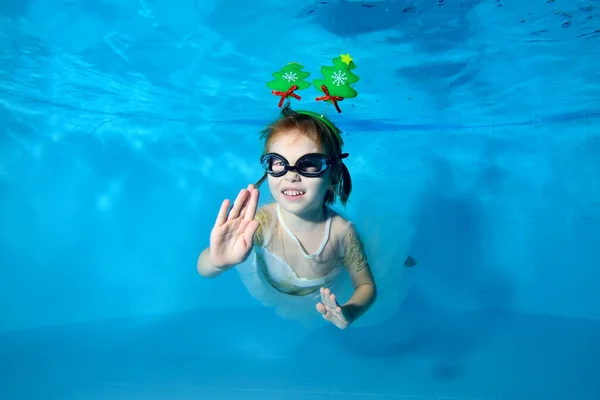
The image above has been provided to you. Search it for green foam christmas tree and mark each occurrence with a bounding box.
[267,62,311,107]
[313,54,359,112]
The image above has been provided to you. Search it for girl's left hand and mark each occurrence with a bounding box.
[316,287,352,330]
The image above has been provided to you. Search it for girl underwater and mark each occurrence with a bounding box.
[197,104,376,329]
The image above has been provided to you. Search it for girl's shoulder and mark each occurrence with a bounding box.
[328,208,358,242]
[253,203,277,246]
[328,209,369,271]
[256,202,277,221]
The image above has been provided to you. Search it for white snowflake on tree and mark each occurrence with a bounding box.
[331,70,348,86]
[282,72,298,82]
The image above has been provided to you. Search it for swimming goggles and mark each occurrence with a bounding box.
[260,152,349,178]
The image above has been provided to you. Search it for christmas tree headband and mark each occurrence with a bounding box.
[266,54,359,127]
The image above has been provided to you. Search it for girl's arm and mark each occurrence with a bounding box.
[342,267,377,322]
[340,225,377,322]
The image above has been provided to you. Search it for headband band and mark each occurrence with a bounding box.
[295,110,340,136]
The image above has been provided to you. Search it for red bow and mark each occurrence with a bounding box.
[272,84,301,108]
[316,85,344,113]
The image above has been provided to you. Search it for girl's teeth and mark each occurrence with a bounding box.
[283,190,305,196]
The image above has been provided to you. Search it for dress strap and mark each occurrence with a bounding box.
[276,203,331,259]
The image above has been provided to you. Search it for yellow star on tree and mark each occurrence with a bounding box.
[340,53,353,65]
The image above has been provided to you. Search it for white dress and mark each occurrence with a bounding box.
[236,201,416,328]
[236,203,357,327]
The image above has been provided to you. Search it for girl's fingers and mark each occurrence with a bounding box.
[215,199,230,227]
[228,189,248,220]
[244,220,260,247]
[316,302,328,317]
[244,189,260,221]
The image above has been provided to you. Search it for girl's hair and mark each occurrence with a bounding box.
[255,103,352,206]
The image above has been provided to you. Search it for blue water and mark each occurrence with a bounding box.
[1,0,600,399]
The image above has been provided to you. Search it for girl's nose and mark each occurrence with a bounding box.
[284,171,300,182]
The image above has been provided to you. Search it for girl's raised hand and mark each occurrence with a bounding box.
[208,184,260,270]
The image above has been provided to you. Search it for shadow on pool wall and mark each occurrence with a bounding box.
[323,153,516,379]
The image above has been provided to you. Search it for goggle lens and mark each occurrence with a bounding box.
[261,153,330,178]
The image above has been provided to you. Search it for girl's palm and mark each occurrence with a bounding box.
[209,185,260,269]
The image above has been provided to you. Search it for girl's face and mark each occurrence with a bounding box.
[266,129,332,217]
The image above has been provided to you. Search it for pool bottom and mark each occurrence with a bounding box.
[1,307,598,400]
